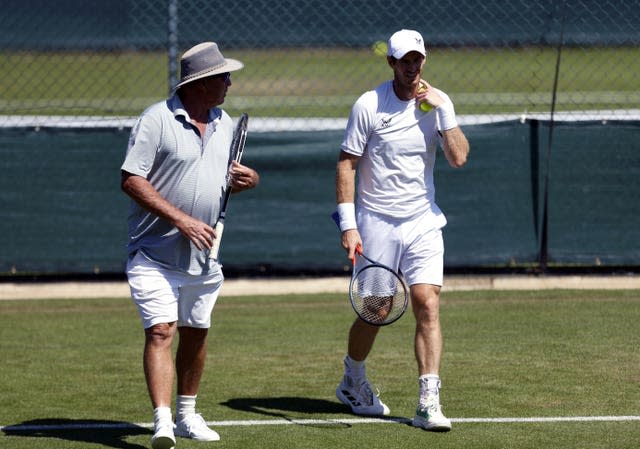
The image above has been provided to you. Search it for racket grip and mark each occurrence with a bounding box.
[209,221,225,260]
[351,243,363,265]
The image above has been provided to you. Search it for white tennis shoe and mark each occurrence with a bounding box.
[336,375,390,416]
[174,413,220,441]
[412,397,452,432]
[150,422,176,449]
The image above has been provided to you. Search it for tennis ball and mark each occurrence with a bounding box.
[419,102,432,112]
[417,81,432,112]
[372,40,387,56]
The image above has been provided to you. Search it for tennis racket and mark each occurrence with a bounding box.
[331,211,409,326]
[349,244,409,326]
[209,112,248,260]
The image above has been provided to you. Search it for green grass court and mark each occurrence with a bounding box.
[2,46,639,117]
[1,289,638,448]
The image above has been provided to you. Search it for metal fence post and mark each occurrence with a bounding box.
[168,0,179,94]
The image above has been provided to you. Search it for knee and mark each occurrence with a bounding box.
[410,289,441,321]
[414,302,439,324]
[145,322,177,346]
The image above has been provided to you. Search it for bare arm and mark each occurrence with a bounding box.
[336,151,359,203]
[441,127,470,168]
[336,151,362,260]
[416,79,470,169]
[120,171,215,250]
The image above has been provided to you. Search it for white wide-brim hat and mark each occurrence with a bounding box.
[173,42,244,91]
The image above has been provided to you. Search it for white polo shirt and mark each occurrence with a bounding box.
[341,80,450,227]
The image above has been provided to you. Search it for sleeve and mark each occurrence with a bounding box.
[340,91,376,156]
[120,112,161,178]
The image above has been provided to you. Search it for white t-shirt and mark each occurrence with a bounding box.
[341,80,450,227]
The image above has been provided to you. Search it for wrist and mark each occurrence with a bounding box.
[436,101,457,131]
[336,203,357,232]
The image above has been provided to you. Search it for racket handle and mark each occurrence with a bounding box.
[209,220,225,260]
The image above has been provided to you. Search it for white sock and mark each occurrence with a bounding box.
[176,395,197,421]
[153,406,172,429]
[419,374,441,403]
[344,355,366,382]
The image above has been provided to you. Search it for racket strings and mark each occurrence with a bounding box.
[351,265,406,325]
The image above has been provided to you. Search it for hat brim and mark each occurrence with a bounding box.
[173,58,244,91]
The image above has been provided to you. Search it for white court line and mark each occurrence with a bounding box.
[3,415,639,432]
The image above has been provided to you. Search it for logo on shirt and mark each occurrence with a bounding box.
[380,117,392,128]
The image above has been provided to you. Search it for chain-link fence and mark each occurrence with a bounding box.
[2,0,639,127]
[1,0,639,276]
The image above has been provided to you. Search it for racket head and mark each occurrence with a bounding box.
[349,260,408,326]
[230,112,248,163]
[221,112,249,203]
[210,112,248,261]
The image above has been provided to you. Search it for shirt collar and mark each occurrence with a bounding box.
[168,94,221,124]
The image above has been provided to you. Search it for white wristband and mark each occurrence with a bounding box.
[436,101,458,131]
[336,203,357,232]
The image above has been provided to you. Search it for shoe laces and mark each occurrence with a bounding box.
[349,377,380,406]
[420,396,443,413]
[179,412,206,430]
[154,421,174,433]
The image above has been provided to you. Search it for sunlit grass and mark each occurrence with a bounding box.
[0,289,638,448]
[1,46,638,117]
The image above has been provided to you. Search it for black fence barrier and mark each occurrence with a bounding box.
[1,120,638,277]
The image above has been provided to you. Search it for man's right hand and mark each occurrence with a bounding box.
[341,229,362,263]
[176,216,215,251]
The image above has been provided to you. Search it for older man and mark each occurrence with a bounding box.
[121,42,259,448]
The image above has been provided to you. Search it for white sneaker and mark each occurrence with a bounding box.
[151,422,176,449]
[174,413,220,441]
[412,398,452,432]
[336,375,390,416]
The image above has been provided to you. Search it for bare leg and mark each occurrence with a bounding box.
[338,317,390,416]
[410,284,443,375]
[176,326,209,396]
[143,322,178,408]
[347,318,380,361]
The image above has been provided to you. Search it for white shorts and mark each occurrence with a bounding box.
[126,251,224,329]
[357,209,445,287]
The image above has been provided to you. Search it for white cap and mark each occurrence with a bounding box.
[387,29,427,59]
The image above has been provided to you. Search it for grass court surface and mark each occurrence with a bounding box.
[1,289,638,448]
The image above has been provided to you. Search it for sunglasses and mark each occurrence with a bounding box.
[214,72,231,82]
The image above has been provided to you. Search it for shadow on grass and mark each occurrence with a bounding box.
[223,396,345,415]
[221,396,409,428]
[2,418,148,449]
